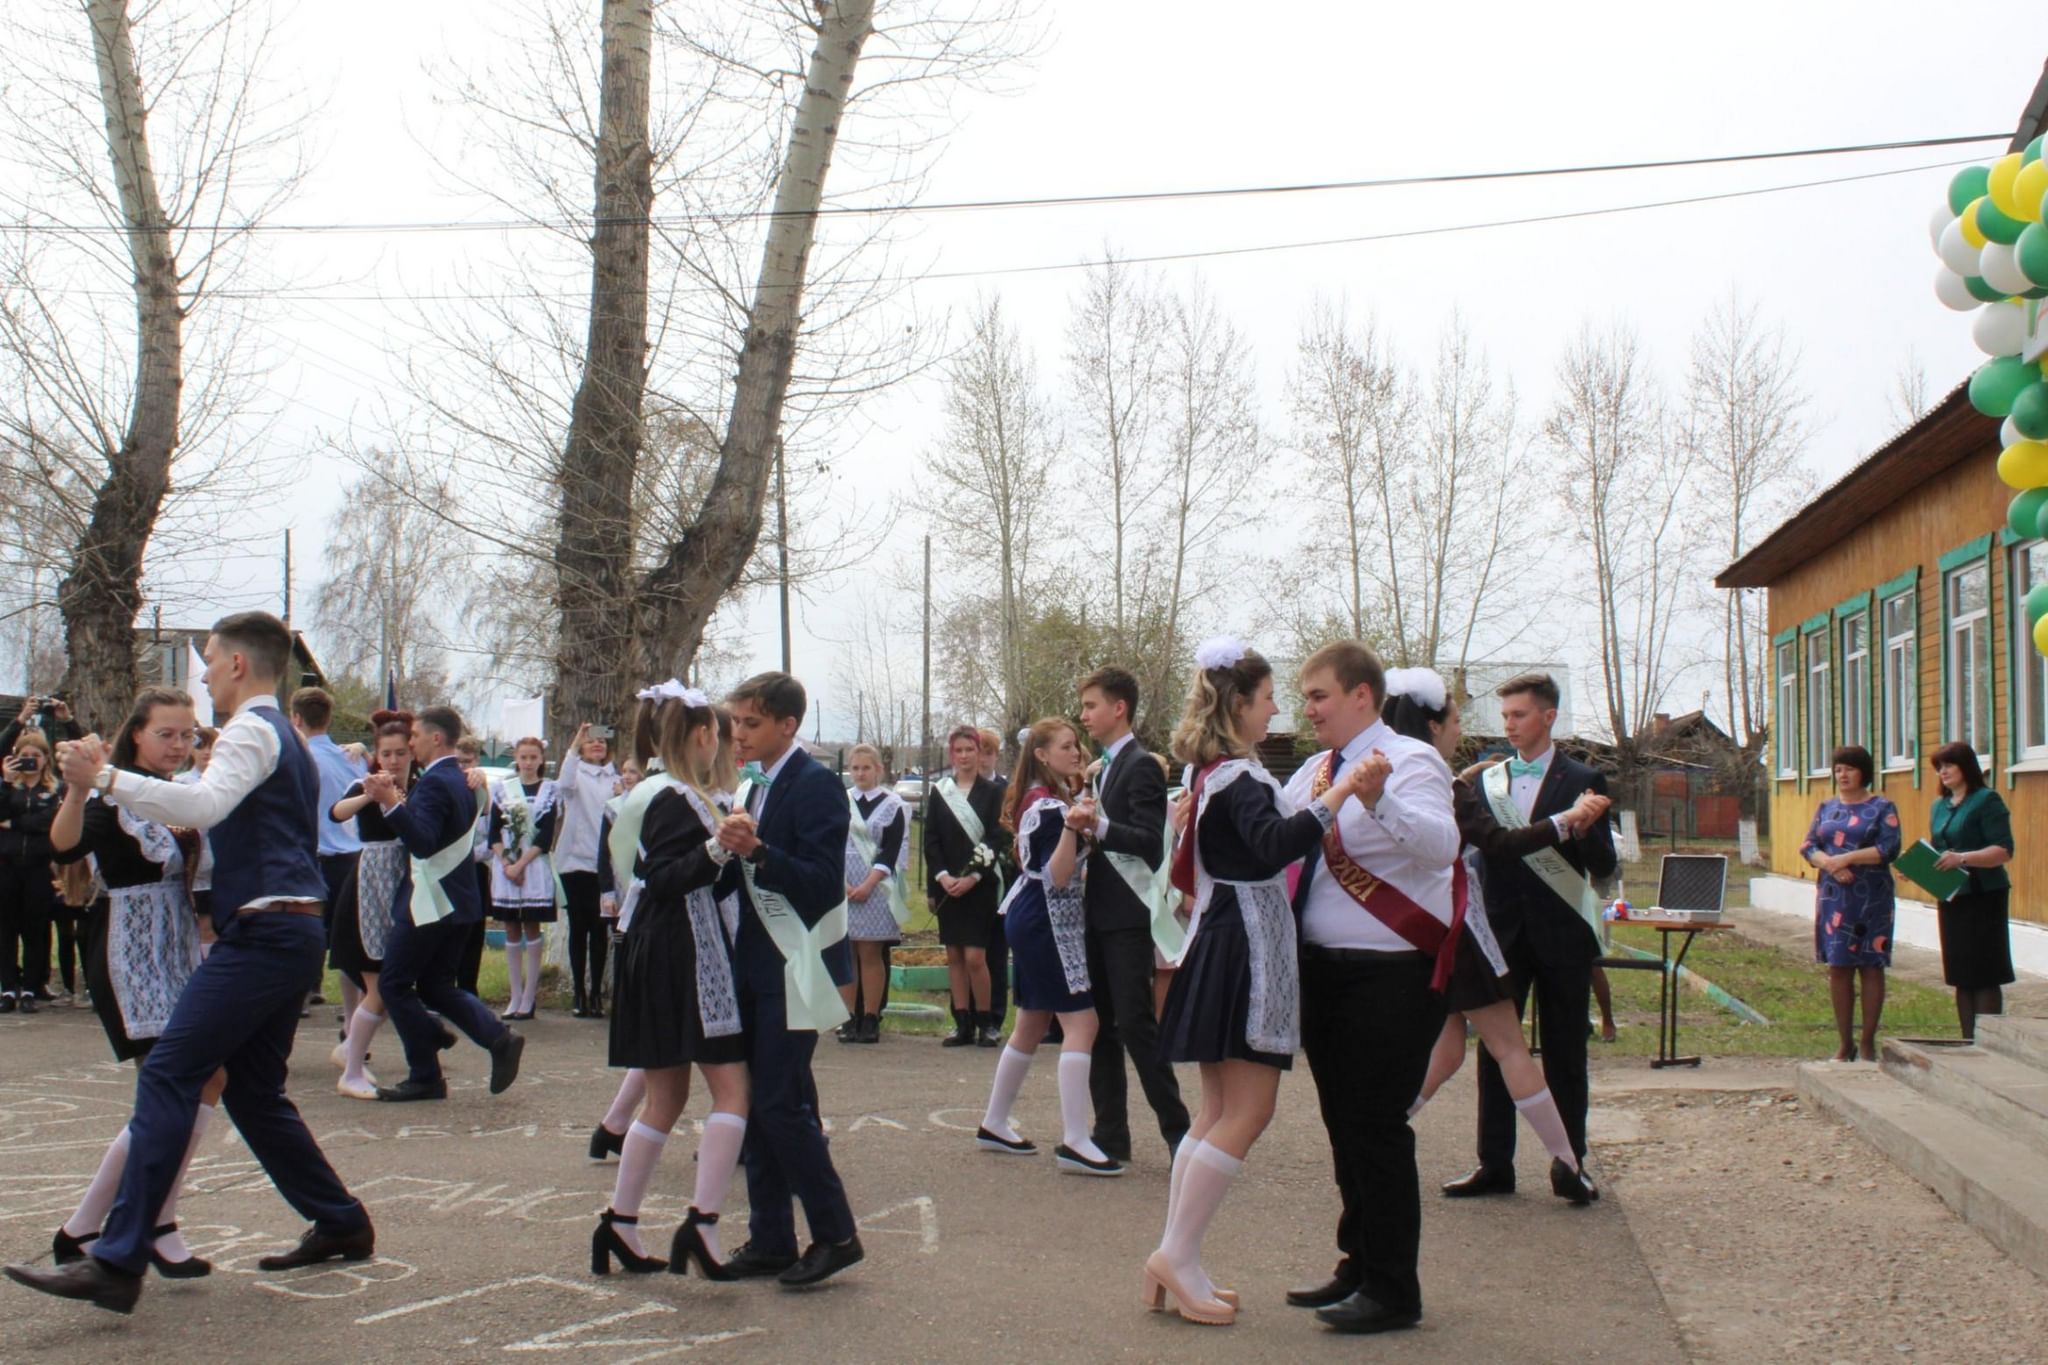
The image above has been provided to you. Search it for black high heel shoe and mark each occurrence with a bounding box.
[667,1208,736,1280]
[150,1223,213,1278]
[590,1210,667,1275]
[588,1123,626,1162]
[51,1226,97,1265]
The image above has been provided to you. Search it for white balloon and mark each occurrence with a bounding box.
[1975,300,2030,356]
[1933,202,1958,250]
[2005,416,2024,447]
[1941,218,1984,275]
[1982,241,2032,296]
[1936,267,1981,311]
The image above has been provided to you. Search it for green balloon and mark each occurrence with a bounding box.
[1979,198,2027,245]
[1972,355,2037,417]
[2027,581,2048,625]
[2015,383,2048,440]
[2011,489,2048,540]
[2030,134,2047,166]
[1951,165,1994,214]
[1965,274,2008,302]
[2018,221,2048,288]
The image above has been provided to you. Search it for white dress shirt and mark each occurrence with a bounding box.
[747,743,800,826]
[553,750,617,875]
[1283,719,1461,951]
[1092,730,1135,839]
[1509,745,1554,820]
[105,695,294,910]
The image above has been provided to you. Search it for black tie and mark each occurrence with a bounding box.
[1291,749,1342,914]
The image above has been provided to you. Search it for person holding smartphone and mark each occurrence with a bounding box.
[557,721,621,1019]
[1,730,63,1013]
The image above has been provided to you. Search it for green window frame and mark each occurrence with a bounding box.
[1834,591,1873,757]
[1800,610,1831,790]
[1939,534,1996,778]
[1773,626,1798,781]
[1875,568,1920,789]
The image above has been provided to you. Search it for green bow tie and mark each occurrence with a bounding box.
[741,762,768,785]
[1507,759,1545,778]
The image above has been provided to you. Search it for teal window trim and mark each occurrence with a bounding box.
[1995,546,2009,788]
[1876,567,1918,601]
[2001,527,2026,547]
[1937,533,1994,573]
[1772,625,1796,646]
[1800,615,1832,789]
[1875,567,1921,790]
[1774,634,1800,781]
[1800,610,1831,635]
[1834,592,1873,757]
[2007,540,2024,778]
[1831,591,1871,619]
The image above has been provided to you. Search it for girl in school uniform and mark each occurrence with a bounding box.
[491,736,560,1019]
[839,744,908,1043]
[328,714,416,1099]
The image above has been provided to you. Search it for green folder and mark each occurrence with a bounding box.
[1894,839,1967,902]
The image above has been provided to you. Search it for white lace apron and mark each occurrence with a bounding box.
[617,785,741,1038]
[1459,846,1510,978]
[1184,761,1300,1056]
[490,779,560,909]
[98,801,201,1040]
[354,838,407,960]
[997,796,1090,995]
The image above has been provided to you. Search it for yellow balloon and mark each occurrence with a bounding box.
[1990,152,2027,218]
[2033,611,2048,656]
[2019,160,2048,224]
[1962,198,1990,248]
[1999,439,2048,489]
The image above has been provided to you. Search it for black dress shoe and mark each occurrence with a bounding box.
[438,1024,460,1052]
[1090,1135,1134,1164]
[489,1029,525,1094]
[1441,1164,1516,1197]
[51,1226,97,1266]
[375,1078,449,1103]
[150,1224,211,1279]
[18,995,37,1015]
[1285,1274,1359,1309]
[0,995,16,1014]
[1314,1290,1421,1334]
[777,1235,864,1287]
[858,1013,880,1043]
[589,1123,626,1162]
[4,1258,143,1313]
[836,1019,859,1044]
[256,1222,375,1271]
[1550,1157,1598,1205]
[722,1242,799,1279]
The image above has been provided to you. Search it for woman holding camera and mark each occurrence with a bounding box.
[1,728,62,1012]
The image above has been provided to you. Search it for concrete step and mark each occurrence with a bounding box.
[1798,1062,2048,1283]
[1976,1014,2048,1072]
[1880,1038,2048,1154]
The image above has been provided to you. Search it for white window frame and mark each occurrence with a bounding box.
[1946,561,1992,767]
[1805,628,1831,778]
[2013,542,2048,763]
[1880,591,1916,771]
[1776,638,1798,779]
[1839,609,1870,752]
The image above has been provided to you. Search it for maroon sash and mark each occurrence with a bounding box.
[1309,751,1468,992]
[1168,759,1225,900]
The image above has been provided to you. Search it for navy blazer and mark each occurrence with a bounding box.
[1478,751,1617,964]
[722,746,853,997]
[383,757,486,925]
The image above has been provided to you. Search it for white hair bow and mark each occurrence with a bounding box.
[1193,635,1247,671]
[1383,667,1449,711]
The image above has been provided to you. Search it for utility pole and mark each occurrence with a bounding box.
[282,529,293,625]
[920,534,932,780]
[776,437,792,673]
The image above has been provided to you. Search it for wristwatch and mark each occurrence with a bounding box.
[747,843,769,866]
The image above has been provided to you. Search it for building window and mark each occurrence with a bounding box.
[1946,561,1992,761]
[1776,637,1797,778]
[1805,629,1831,776]
[1881,591,1916,769]
[1840,610,1870,751]
[2014,543,2048,760]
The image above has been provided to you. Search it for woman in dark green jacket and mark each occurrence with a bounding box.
[1927,742,2016,1040]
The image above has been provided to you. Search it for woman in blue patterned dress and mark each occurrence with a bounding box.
[1798,745,1901,1062]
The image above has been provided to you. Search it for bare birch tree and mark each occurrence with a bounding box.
[1065,251,1162,647]
[1883,347,1933,432]
[0,0,301,727]
[1684,296,1810,750]
[313,464,458,703]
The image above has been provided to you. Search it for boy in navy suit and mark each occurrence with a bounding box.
[364,706,525,1102]
[713,672,864,1287]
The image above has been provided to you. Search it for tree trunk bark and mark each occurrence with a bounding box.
[58,0,183,733]
[636,0,876,679]
[551,0,652,741]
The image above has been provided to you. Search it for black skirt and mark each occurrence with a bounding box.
[1938,888,2015,989]
[1440,928,1511,1015]
[936,895,999,949]
[609,908,746,1069]
[328,866,373,979]
[1158,894,1292,1071]
[84,902,149,1062]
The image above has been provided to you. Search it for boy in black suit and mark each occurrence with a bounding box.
[1444,673,1616,1200]
[714,673,863,1287]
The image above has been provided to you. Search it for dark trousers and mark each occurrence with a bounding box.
[1299,949,1445,1317]
[381,911,506,1084]
[1476,941,1592,1167]
[317,853,359,964]
[456,914,487,998]
[51,906,84,994]
[986,928,1010,1019]
[0,857,54,996]
[94,911,365,1272]
[739,986,855,1254]
[1085,924,1188,1155]
[561,871,608,1008]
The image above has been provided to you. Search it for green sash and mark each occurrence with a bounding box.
[1482,761,1603,940]
[933,776,1003,899]
[410,830,478,926]
[606,774,684,929]
[735,778,850,1032]
[497,778,567,913]
[847,789,911,928]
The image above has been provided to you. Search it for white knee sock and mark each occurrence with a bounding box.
[340,975,362,1019]
[1157,1140,1240,1292]
[505,938,527,1010]
[979,1045,1035,1142]
[342,1007,383,1084]
[608,1120,669,1256]
[151,1104,212,1260]
[523,939,546,1012]
[63,1126,131,1238]
[1513,1086,1580,1171]
[691,1112,748,1261]
[602,1069,647,1135]
[1056,1051,1106,1160]
[1164,1133,1196,1231]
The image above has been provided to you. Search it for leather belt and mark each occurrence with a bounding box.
[1302,944,1428,963]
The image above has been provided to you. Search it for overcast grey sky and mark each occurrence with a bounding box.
[17,1,2048,733]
